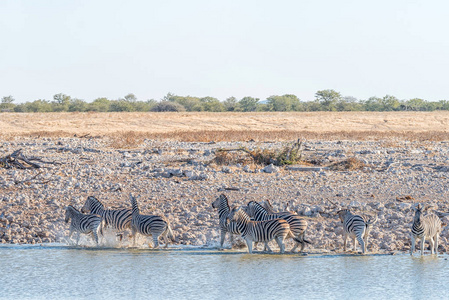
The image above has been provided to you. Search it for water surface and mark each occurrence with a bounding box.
[1,245,448,300]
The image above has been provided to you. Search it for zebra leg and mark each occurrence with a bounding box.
[343,233,348,252]
[75,232,81,246]
[410,235,415,255]
[352,237,357,252]
[265,242,272,252]
[246,239,253,254]
[275,237,285,254]
[290,243,299,253]
[67,229,74,245]
[435,234,439,254]
[163,232,169,248]
[132,228,137,247]
[153,235,159,249]
[219,230,226,249]
[420,237,425,255]
[357,235,365,254]
[93,232,99,245]
[300,232,306,252]
[363,233,369,254]
[429,237,435,255]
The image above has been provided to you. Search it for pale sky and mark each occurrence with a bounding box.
[1,0,449,103]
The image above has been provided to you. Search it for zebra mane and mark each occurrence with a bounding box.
[220,194,230,208]
[130,194,139,212]
[248,201,266,211]
[87,196,104,208]
[67,205,80,213]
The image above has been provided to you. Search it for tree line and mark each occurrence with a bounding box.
[1,90,449,113]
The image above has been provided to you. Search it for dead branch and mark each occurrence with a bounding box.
[14,171,44,185]
[0,149,46,169]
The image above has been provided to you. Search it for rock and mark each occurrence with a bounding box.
[222,167,232,173]
[263,164,279,173]
[302,207,312,216]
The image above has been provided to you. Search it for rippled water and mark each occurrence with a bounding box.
[1,244,448,300]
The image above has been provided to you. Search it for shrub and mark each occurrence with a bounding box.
[150,101,186,112]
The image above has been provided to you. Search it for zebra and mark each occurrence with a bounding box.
[336,208,378,254]
[244,201,309,252]
[81,196,132,240]
[211,194,241,249]
[130,194,175,248]
[64,205,105,246]
[410,203,442,256]
[227,206,290,254]
[262,199,297,215]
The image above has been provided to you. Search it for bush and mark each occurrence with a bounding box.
[150,101,186,112]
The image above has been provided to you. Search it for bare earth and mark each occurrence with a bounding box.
[1,112,449,255]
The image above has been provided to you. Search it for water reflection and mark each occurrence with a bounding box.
[0,245,448,300]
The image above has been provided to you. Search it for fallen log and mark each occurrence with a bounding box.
[0,149,53,169]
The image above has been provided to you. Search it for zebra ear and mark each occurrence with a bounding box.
[424,204,437,212]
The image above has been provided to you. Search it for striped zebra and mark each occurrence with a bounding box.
[262,199,297,215]
[81,196,132,240]
[244,201,309,252]
[410,204,442,256]
[64,205,105,246]
[211,194,241,249]
[336,208,378,254]
[130,194,175,248]
[227,206,290,254]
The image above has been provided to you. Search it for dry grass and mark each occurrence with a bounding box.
[2,112,449,142]
[108,131,147,149]
[328,157,368,171]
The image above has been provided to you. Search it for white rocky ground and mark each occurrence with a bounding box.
[1,136,449,254]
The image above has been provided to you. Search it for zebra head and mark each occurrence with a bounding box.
[212,194,229,210]
[413,203,424,222]
[261,200,275,213]
[336,209,351,223]
[227,206,250,223]
[245,201,262,218]
[81,196,98,213]
[65,205,77,223]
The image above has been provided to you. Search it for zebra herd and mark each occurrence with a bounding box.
[64,193,445,256]
[64,194,175,248]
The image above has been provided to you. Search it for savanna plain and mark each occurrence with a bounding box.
[1,111,449,254]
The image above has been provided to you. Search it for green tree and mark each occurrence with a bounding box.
[199,96,224,112]
[315,89,342,111]
[437,100,449,110]
[266,94,301,111]
[1,95,15,111]
[123,93,137,102]
[363,97,383,111]
[68,98,87,112]
[223,96,240,111]
[239,96,259,112]
[336,96,362,111]
[109,99,135,112]
[52,93,71,111]
[168,95,201,111]
[25,99,53,112]
[88,97,111,112]
[151,101,186,112]
[380,95,400,111]
[404,98,426,111]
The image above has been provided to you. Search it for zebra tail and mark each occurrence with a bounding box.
[100,219,106,236]
[286,230,295,239]
[293,237,312,245]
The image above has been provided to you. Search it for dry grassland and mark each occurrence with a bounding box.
[1,111,449,142]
